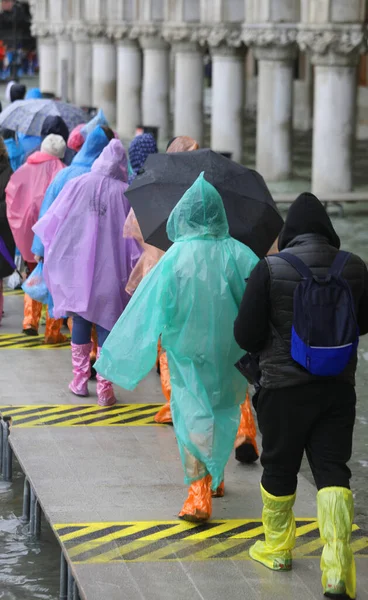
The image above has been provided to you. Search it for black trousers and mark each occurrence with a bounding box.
[256,381,356,497]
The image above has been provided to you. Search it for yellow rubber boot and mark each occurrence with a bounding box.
[249,485,296,571]
[318,487,356,600]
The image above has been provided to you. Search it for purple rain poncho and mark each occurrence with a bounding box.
[33,139,142,332]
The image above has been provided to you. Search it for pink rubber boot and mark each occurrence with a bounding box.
[96,347,116,407]
[69,342,92,397]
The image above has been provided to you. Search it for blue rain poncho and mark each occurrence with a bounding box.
[96,173,259,488]
[32,125,111,257]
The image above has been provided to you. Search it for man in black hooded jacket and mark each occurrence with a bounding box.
[234,193,368,600]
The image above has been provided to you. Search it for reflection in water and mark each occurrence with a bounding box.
[0,211,368,597]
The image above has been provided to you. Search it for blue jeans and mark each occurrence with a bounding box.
[72,315,110,347]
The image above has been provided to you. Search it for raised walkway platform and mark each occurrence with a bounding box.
[1,292,368,600]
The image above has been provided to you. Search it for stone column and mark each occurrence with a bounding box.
[57,34,74,101]
[116,39,142,140]
[298,28,364,194]
[38,36,58,95]
[92,37,117,125]
[73,30,92,107]
[140,35,170,145]
[211,44,244,162]
[173,41,204,145]
[312,53,358,194]
[255,44,296,181]
[243,27,297,181]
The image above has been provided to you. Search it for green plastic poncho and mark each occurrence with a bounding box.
[96,173,259,489]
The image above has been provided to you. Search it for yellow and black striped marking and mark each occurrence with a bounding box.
[3,288,24,296]
[0,334,70,349]
[0,404,163,427]
[53,519,367,564]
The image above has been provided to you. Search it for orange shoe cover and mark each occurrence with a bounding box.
[91,324,98,361]
[235,393,259,455]
[44,312,67,345]
[154,350,173,424]
[179,474,212,523]
[23,294,42,331]
[212,481,225,498]
[154,402,173,424]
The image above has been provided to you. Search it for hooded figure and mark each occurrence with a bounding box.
[234,192,368,599]
[32,125,114,258]
[10,83,26,102]
[34,140,142,406]
[25,88,43,99]
[37,116,75,166]
[128,133,158,184]
[6,134,66,263]
[67,124,85,153]
[5,134,66,339]
[1,128,25,171]
[0,138,14,324]
[96,172,259,521]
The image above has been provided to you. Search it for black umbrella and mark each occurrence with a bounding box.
[126,149,283,258]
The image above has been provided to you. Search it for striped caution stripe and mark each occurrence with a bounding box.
[3,288,24,296]
[0,334,70,349]
[0,404,163,427]
[53,519,367,564]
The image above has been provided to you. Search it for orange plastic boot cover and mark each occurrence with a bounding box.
[235,393,259,454]
[179,474,213,523]
[23,294,42,331]
[44,311,67,344]
[155,350,173,424]
[90,324,98,362]
[212,481,225,498]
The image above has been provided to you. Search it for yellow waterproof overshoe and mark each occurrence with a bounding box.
[249,484,296,571]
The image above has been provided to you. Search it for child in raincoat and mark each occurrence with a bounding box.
[33,140,141,406]
[5,134,67,342]
[96,173,259,521]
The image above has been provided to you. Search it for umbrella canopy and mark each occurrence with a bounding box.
[126,149,283,257]
[0,99,87,137]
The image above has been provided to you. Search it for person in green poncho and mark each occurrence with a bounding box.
[96,172,259,521]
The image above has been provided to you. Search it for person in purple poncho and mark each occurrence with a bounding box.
[33,139,142,406]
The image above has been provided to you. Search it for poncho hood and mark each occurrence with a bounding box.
[278,192,341,250]
[72,125,110,169]
[167,172,229,242]
[92,139,128,182]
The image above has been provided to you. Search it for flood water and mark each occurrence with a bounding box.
[1,210,368,599]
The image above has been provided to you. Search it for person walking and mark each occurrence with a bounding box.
[5,134,66,340]
[33,140,141,406]
[128,133,158,184]
[96,173,259,521]
[32,125,114,261]
[0,137,14,325]
[234,192,368,599]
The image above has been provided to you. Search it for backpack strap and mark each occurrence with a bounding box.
[329,251,351,277]
[277,252,313,279]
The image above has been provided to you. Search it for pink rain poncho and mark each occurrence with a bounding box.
[5,152,65,263]
[33,140,142,332]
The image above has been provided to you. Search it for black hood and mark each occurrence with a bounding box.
[10,84,26,102]
[278,192,341,251]
[41,116,69,142]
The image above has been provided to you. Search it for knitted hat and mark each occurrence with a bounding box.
[41,134,66,159]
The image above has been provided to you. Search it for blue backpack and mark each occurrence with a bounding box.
[279,251,358,377]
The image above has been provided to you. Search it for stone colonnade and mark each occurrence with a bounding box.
[31,1,367,196]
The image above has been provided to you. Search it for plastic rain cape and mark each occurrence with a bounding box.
[96,173,259,488]
[33,140,142,332]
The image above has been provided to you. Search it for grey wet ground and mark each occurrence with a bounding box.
[1,239,368,600]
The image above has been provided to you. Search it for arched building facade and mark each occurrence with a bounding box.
[29,0,368,194]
